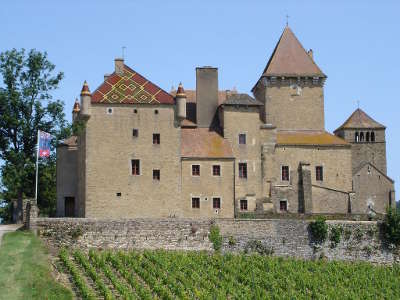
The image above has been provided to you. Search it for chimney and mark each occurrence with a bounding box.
[114,58,124,75]
[104,73,111,81]
[196,67,218,128]
[307,49,313,60]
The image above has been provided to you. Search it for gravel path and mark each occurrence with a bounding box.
[0,224,23,246]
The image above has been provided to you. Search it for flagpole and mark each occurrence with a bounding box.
[35,130,39,204]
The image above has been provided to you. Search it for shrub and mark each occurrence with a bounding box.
[309,216,328,244]
[329,225,343,248]
[228,236,236,247]
[244,240,274,255]
[381,207,400,246]
[209,225,222,251]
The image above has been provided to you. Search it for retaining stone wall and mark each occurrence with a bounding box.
[33,217,398,264]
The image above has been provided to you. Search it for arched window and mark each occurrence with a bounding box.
[355,132,359,142]
[371,131,375,142]
[366,132,370,142]
[360,132,364,142]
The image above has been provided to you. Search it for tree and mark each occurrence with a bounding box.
[0,48,71,219]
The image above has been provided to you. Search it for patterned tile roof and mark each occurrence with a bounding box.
[261,26,326,78]
[181,128,234,158]
[335,108,385,131]
[277,130,349,146]
[91,65,174,105]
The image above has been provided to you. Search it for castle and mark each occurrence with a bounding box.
[56,26,395,218]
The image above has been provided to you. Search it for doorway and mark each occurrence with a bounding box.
[65,197,75,217]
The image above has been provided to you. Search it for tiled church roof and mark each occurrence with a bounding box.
[335,108,385,131]
[260,26,326,78]
[91,65,174,104]
[277,131,349,146]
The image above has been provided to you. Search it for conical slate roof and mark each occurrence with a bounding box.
[335,108,385,131]
[261,26,326,78]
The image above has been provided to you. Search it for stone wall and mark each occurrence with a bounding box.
[32,217,398,264]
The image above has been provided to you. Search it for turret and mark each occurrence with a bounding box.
[72,98,80,122]
[176,82,187,121]
[80,80,91,117]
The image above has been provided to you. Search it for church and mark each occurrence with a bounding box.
[56,26,395,218]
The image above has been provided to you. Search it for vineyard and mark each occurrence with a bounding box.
[59,249,400,299]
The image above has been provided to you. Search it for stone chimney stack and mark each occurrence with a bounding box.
[307,49,313,60]
[104,74,110,81]
[115,58,124,75]
[196,67,218,128]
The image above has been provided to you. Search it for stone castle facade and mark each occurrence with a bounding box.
[56,26,395,218]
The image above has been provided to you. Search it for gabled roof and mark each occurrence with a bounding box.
[91,65,174,105]
[223,93,263,106]
[276,130,349,147]
[354,162,394,183]
[260,26,326,79]
[181,128,233,158]
[335,108,385,132]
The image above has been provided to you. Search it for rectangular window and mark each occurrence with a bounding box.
[153,169,160,181]
[132,129,139,137]
[212,165,221,176]
[213,197,221,209]
[131,160,140,175]
[280,200,287,211]
[281,166,289,181]
[316,166,323,181]
[240,199,248,211]
[239,163,247,179]
[192,197,200,209]
[153,133,160,145]
[239,133,246,145]
[192,165,200,176]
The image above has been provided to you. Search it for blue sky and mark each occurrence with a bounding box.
[1,1,399,198]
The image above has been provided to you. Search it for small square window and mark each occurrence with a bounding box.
[213,197,221,209]
[131,160,140,175]
[192,197,200,209]
[240,199,248,211]
[192,165,200,176]
[212,165,221,176]
[153,169,160,180]
[316,166,323,181]
[133,129,139,137]
[154,109,159,115]
[116,192,122,197]
[239,163,247,179]
[153,133,160,145]
[107,108,113,114]
[282,166,289,181]
[133,109,138,114]
[280,200,287,211]
[239,133,246,145]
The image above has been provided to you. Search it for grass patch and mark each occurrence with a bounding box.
[0,230,72,300]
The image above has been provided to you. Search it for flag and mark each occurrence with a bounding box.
[39,130,51,157]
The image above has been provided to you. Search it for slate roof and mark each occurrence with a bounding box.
[223,93,263,106]
[170,89,236,105]
[335,108,385,131]
[260,26,326,79]
[181,128,234,158]
[91,65,174,105]
[276,131,349,146]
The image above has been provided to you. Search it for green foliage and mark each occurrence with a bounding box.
[0,48,71,216]
[381,207,400,246]
[228,235,236,246]
[244,240,274,255]
[0,231,73,299]
[59,249,400,299]
[209,225,223,251]
[72,119,86,136]
[329,225,343,248]
[309,216,328,244]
